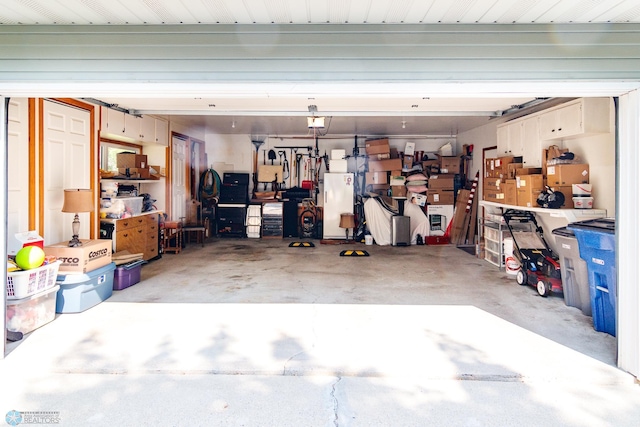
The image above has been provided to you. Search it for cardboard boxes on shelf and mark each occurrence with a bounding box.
[438,156,461,174]
[546,163,590,186]
[365,139,391,156]
[516,174,545,207]
[116,153,147,169]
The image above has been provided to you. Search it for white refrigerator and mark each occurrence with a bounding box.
[322,172,355,239]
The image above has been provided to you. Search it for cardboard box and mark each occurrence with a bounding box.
[365,139,391,156]
[116,153,147,169]
[366,171,388,185]
[391,185,407,198]
[422,159,440,174]
[369,153,391,160]
[515,174,545,208]
[485,156,514,179]
[426,204,454,236]
[547,163,590,185]
[368,158,403,172]
[370,184,390,192]
[503,179,517,205]
[331,149,346,160]
[389,175,406,186]
[402,155,414,169]
[428,190,455,205]
[438,156,461,174]
[330,159,348,173]
[516,167,543,176]
[428,174,456,190]
[483,188,505,202]
[516,174,544,190]
[118,167,150,179]
[506,163,523,179]
[483,177,502,190]
[45,239,112,274]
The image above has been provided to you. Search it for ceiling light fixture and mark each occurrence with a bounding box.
[232,120,236,129]
[307,104,325,128]
[402,121,407,129]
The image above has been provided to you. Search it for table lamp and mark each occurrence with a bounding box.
[339,213,356,241]
[62,188,94,247]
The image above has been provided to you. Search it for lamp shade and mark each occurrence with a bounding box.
[62,189,94,213]
[339,213,356,229]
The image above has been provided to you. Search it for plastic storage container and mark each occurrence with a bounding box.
[568,219,616,336]
[6,260,61,300]
[552,227,592,316]
[113,260,144,290]
[6,285,59,334]
[55,262,116,313]
[100,196,143,219]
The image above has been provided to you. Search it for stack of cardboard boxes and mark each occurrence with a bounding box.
[365,139,403,196]
[483,151,590,208]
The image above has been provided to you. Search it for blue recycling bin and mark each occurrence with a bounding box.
[568,219,616,336]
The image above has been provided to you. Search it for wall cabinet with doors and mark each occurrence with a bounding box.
[538,98,611,141]
[101,107,169,146]
[496,115,542,167]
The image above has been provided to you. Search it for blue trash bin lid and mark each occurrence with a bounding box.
[568,218,615,234]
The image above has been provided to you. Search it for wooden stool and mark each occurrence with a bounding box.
[162,221,183,254]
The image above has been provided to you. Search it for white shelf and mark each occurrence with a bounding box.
[479,200,607,223]
[101,178,164,184]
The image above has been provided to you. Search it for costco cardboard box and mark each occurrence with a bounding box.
[45,239,112,274]
[547,163,590,186]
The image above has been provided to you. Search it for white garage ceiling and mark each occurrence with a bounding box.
[3,0,637,136]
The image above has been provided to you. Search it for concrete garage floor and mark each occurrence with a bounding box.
[2,238,639,426]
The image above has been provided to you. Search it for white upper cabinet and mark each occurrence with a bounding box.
[496,120,524,157]
[101,107,169,145]
[521,116,542,168]
[154,118,169,146]
[538,98,611,141]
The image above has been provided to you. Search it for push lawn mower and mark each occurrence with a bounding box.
[502,209,563,297]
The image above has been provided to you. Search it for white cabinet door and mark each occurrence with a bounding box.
[124,113,141,140]
[139,116,156,143]
[43,100,91,245]
[155,118,169,146]
[521,116,542,167]
[102,107,125,136]
[496,121,523,157]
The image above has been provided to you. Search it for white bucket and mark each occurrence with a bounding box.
[503,237,519,275]
[573,196,594,209]
[572,183,592,196]
[365,235,374,245]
